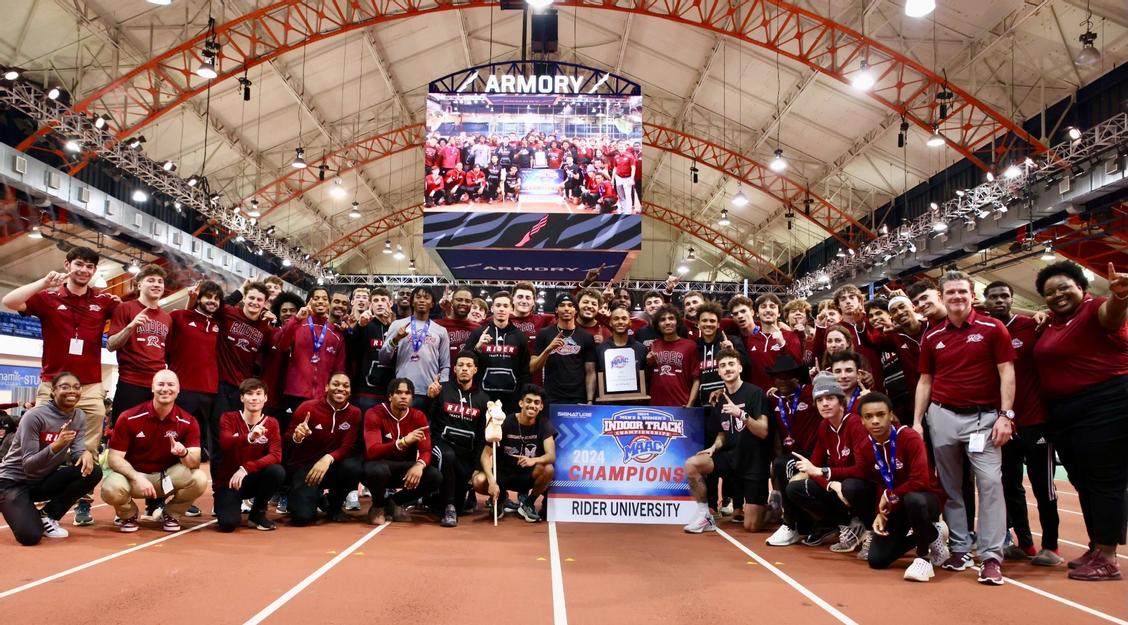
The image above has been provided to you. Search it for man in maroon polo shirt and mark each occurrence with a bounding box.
[984,280,1061,565]
[2,247,119,526]
[1,247,117,458]
[166,280,223,461]
[915,270,1015,585]
[107,264,172,424]
[100,370,207,533]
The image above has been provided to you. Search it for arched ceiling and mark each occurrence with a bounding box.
[1,0,1126,285]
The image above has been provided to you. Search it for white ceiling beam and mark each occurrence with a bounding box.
[361,28,413,123]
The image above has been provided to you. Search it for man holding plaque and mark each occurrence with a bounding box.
[596,305,648,403]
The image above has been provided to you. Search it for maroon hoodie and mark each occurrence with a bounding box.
[363,403,432,465]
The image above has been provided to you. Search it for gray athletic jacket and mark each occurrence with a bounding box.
[0,402,85,483]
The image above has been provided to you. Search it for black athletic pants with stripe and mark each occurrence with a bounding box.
[1001,423,1059,551]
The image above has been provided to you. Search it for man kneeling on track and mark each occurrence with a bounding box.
[361,378,441,525]
[283,373,363,526]
[472,384,556,523]
[857,392,950,582]
[683,349,770,534]
[214,378,284,532]
[0,372,101,545]
[426,352,490,527]
[786,372,873,553]
[101,370,207,533]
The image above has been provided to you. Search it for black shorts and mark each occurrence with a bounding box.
[497,464,536,493]
[712,449,768,506]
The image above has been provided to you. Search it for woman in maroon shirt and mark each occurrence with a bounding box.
[1033,261,1128,581]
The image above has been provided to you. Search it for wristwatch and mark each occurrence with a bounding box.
[820,467,830,479]
[998,409,1015,421]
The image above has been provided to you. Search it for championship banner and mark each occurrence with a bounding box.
[548,404,703,525]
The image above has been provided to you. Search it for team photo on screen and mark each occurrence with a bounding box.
[424,92,643,214]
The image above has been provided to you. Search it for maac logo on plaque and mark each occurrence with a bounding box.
[602,408,685,464]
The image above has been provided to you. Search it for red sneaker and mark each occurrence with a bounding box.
[977,559,1004,586]
[119,515,139,533]
[161,514,181,532]
[1068,552,1123,581]
[1068,547,1098,570]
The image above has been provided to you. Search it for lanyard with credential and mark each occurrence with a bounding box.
[847,387,862,413]
[870,426,899,503]
[409,318,431,361]
[307,317,330,364]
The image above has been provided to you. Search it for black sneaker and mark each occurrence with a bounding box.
[185,505,202,518]
[440,504,458,528]
[518,501,541,523]
[802,526,838,547]
[247,514,277,531]
[462,490,478,515]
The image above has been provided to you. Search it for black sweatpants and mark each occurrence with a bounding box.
[209,382,243,484]
[1002,423,1059,551]
[786,477,875,528]
[214,464,285,532]
[361,459,442,508]
[112,381,153,424]
[0,466,103,546]
[177,390,215,462]
[771,454,811,533]
[435,442,476,509]
[285,457,362,526]
[868,491,941,569]
[1047,375,1128,547]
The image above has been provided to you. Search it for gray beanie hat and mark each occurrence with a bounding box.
[812,371,846,400]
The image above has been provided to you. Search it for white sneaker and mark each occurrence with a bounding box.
[719,498,734,517]
[40,514,69,539]
[344,490,361,511]
[766,524,801,546]
[904,557,935,582]
[929,520,951,566]
[683,514,717,534]
[360,486,371,498]
[240,499,253,514]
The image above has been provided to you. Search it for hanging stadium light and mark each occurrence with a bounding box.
[904,0,935,18]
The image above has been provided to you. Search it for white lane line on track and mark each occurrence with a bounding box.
[548,521,569,625]
[717,528,859,625]
[971,564,1128,625]
[241,522,390,625]
[0,520,216,599]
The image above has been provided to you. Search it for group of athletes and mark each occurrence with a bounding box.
[0,246,1125,586]
[423,131,642,214]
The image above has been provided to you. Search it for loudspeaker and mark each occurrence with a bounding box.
[531,10,558,53]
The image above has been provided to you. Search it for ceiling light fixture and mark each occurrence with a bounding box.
[851,60,875,92]
[926,126,945,147]
[730,186,748,208]
[127,261,141,275]
[27,226,42,239]
[1041,245,1055,261]
[161,160,176,172]
[1067,126,1083,141]
[1076,1,1102,67]
[187,175,199,187]
[3,69,19,81]
[348,201,361,219]
[393,244,405,261]
[64,138,82,153]
[282,258,292,267]
[131,189,148,202]
[330,178,347,199]
[526,0,555,9]
[47,87,61,100]
[769,149,787,172]
[382,239,392,254]
[196,18,220,79]
[718,208,731,226]
[247,199,261,218]
[291,147,307,169]
[686,247,696,262]
[1003,163,1022,179]
[904,0,935,18]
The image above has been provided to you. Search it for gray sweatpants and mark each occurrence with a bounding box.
[926,403,1006,563]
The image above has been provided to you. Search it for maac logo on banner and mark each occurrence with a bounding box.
[602,408,685,464]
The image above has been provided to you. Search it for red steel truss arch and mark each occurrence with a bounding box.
[20,0,1045,175]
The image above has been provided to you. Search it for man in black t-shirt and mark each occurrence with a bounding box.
[683,349,771,534]
[473,384,556,523]
[426,351,490,526]
[532,293,596,405]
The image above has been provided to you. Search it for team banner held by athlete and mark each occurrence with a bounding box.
[548,404,703,525]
